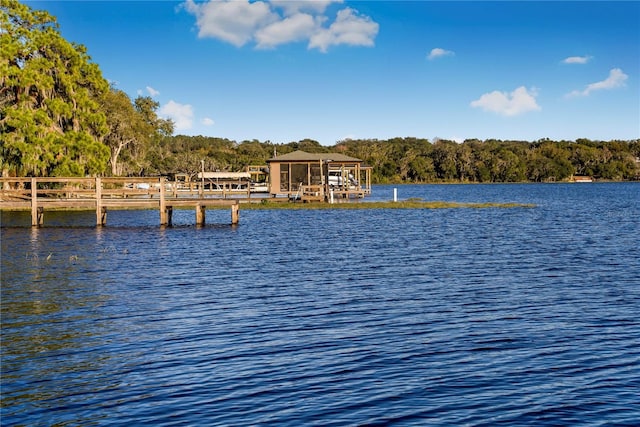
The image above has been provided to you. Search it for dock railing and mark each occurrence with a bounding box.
[300,185,324,202]
[0,177,239,227]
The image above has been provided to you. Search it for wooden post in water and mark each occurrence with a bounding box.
[196,204,206,225]
[99,207,107,226]
[231,202,239,225]
[95,177,106,225]
[30,177,40,226]
[166,206,173,226]
[159,177,168,225]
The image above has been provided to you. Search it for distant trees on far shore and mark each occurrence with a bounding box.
[145,136,640,184]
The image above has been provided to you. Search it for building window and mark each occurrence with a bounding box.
[280,164,289,191]
[310,164,322,185]
[290,164,307,190]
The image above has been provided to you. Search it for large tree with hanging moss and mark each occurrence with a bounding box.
[1,0,111,176]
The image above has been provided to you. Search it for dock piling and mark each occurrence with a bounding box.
[99,207,107,226]
[159,177,168,225]
[165,206,173,226]
[196,204,206,225]
[96,177,104,225]
[231,202,239,225]
[30,178,39,226]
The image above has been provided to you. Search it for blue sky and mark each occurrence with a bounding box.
[29,1,640,145]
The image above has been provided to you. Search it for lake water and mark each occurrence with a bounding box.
[1,183,639,426]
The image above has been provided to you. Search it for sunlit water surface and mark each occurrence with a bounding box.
[1,183,639,426]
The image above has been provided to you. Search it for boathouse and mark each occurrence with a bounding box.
[266,150,371,201]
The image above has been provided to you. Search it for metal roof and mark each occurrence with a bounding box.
[196,172,251,179]
[266,150,362,163]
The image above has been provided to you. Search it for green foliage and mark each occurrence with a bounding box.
[1,0,110,176]
[376,138,638,182]
[99,90,173,175]
[144,135,639,183]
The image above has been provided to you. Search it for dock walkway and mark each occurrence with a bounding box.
[0,177,240,227]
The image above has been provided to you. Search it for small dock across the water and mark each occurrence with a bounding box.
[0,177,240,227]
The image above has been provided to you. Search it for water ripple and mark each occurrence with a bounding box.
[2,183,639,426]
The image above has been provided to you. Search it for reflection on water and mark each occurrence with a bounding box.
[1,183,639,426]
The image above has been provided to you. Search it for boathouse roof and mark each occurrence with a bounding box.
[196,172,251,179]
[266,150,362,163]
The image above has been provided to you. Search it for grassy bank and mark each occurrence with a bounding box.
[241,199,535,210]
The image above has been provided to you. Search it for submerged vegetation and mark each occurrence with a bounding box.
[2,1,639,183]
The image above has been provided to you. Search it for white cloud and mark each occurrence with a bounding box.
[270,0,342,16]
[428,47,455,60]
[160,100,194,131]
[562,55,592,64]
[566,68,628,97]
[202,117,215,126]
[182,0,378,52]
[146,86,160,96]
[256,12,317,48]
[183,0,278,47]
[470,86,541,116]
[308,7,379,52]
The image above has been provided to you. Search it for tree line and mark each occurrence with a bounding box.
[2,1,639,183]
[336,137,640,183]
[146,136,640,183]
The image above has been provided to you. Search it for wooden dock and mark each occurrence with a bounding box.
[0,177,240,227]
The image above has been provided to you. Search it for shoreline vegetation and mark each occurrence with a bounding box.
[242,199,536,210]
[157,137,640,185]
